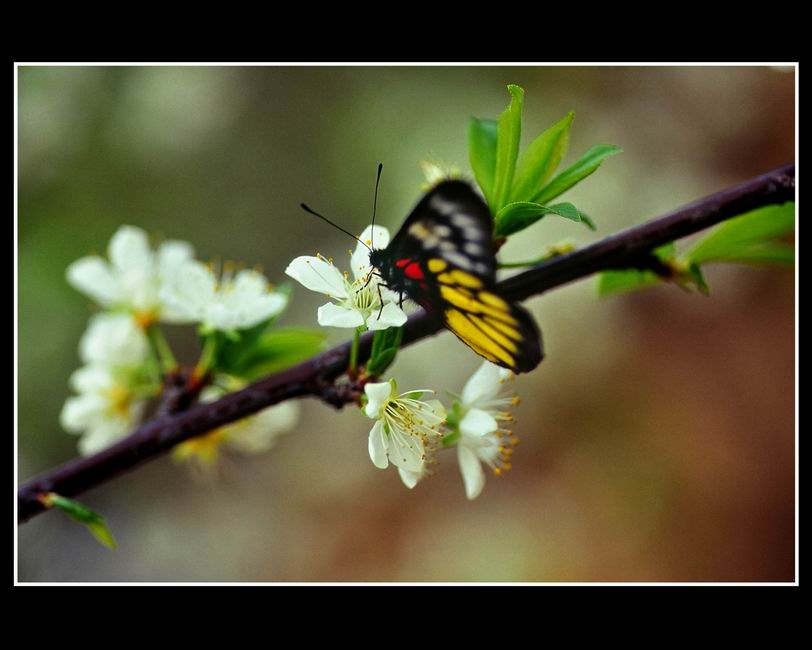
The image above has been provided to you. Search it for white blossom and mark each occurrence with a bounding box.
[363,380,445,485]
[60,365,149,457]
[66,225,195,326]
[79,312,150,366]
[172,386,299,469]
[61,313,153,456]
[285,225,407,331]
[160,261,288,333]
[454,361,519,500]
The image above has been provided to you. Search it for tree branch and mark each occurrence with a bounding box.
[17,163,795,524]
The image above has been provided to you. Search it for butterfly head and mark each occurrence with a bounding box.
[367,247,390,276]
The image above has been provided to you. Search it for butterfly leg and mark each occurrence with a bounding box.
[356,270,381,293]
[376,281,385,320]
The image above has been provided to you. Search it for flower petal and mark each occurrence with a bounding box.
[425,399,447,419]
[60,394,106,433]
[217,270,289,330]
[159,260,215,324]
[239,292,288,328]
[385,430,424,473]
[69,365,115,394]
[364,381,393,418]
[398,466,423,489]
[368,419,389,469]
[226,402,299,453]
[228,269,267,301]
[77,420,130,456]
[365,302,408,331]
[458,444,487,500]
[459,407,498,439]
[109,225,153,274]
[352,225,390,279]
[357,225,390,251]
[317,302,365,328]
[79,313,149,366]
[157,239,195,276]
[285,256,348,299]
[461,361,511,407]
[66,257,120,307]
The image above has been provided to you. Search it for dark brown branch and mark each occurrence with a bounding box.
[17,163,795,524]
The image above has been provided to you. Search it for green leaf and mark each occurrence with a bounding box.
[654,242,677,258]
[44,493,117,550]
[367,348,397,376]
[491,84,524,212]
[534,144,622,205]
[367,326,403,376]
[214,319,271,372]
[494,201,585,238]
[596,269,661,297]
[444,400,463,431]
[370,325,394,363]
[509,111,574,203]
[546,203,582,223]
[685,202,795,265]
[467,118,498,208]
[684,263,710,295]
[227,329,326,381]
[578,211,597,231]
[693,241,795,266]
[595,243,677,297]
[370,325,403,357]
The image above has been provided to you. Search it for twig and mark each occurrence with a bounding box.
[17,163,795,524]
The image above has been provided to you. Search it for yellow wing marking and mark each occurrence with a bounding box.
[427,258,447,272]
[449,270,483,288]
[445,309,515,367]
[483,316,523,341]
[478,291,508,310]
[468,314,518,353]
[439,286,518,324]
[408,222,431,238]
[436,270,483,288]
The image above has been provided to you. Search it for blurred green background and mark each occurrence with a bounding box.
[17,66,795,582]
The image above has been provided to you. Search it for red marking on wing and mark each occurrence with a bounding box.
[404,262,425,280]
[395,258,411,269]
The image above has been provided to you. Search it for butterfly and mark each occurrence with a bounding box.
[367,178,543,374]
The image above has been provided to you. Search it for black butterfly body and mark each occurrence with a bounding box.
[368,180,543,374]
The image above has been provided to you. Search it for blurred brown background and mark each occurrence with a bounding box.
[17,66,795,582]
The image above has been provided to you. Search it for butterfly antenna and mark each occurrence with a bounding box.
[371,163,383,250]
[300,203,370,251]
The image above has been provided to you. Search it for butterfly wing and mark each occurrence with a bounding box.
[380,180,543,374]
[418,258,543,373]
[387,180,497,282]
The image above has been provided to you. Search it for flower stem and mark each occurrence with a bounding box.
[147,326,178,374]
[193,335,219,382]
[348,326,363,377]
